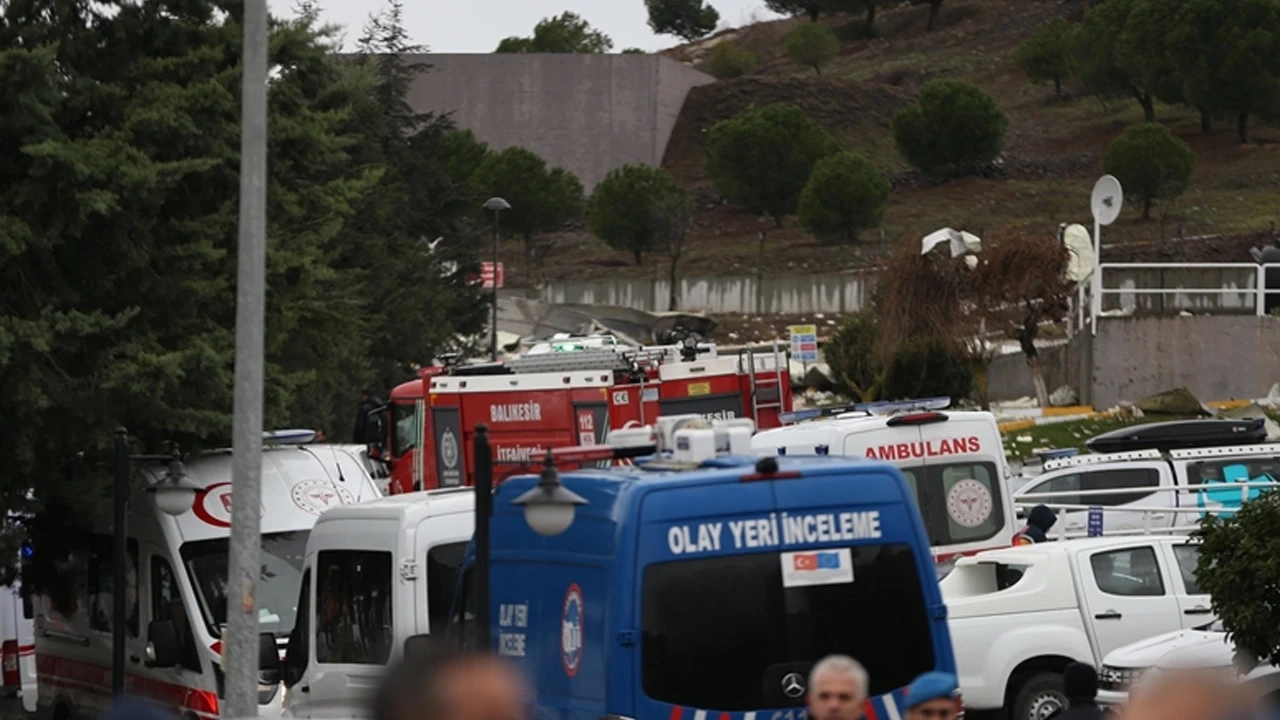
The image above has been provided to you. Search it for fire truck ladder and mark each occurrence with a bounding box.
[504,347,657,374]
[739,340,787,419]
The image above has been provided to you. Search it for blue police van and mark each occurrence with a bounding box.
[446,418,957,720]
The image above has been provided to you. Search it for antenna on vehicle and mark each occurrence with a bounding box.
[1088,174,1124,335]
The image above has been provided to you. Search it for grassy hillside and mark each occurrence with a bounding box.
[516,0,1280,286]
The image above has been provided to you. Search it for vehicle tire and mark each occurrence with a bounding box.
[1011,672,1068,720]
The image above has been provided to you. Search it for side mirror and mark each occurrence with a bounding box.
[284,626,303,688]
[404,634,434,661]
[259,632,282,686]
[145,619,179,668]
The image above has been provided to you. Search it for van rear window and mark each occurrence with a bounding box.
[900,462,1005,546]
[316,550,393,665]
[641,543,935,710]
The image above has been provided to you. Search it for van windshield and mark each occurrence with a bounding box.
[641,543,935,710]
[181,531,308,639]
[899,462,1005,546]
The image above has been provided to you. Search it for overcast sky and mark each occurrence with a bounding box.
[278,0,783,53]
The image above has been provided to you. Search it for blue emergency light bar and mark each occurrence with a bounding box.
[779,397,952,425]
[1033,447,1079,460]
[263,429,317,445]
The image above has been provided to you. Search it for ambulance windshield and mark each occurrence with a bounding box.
[641,543,934,710]
[181,531,308,639]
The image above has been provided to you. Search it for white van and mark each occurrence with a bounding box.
[2,574,36,714]
[34,435,381,720]
[282,488,474,720]
[751,400,1017,571]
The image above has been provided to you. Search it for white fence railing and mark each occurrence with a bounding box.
[1093,263,1280,324]
[1013,480,1277,540]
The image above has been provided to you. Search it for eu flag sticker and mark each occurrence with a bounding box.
[781,548,854,588]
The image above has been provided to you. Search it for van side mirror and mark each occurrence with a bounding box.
[259,632,283,686]
[404,634,435,661]
[284,626,303,688]
[145,619,179,668]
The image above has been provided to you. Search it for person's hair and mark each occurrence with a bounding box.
[809,654,869,699]
[372,648,498,720]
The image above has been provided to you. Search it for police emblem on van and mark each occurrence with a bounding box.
[440,428,459,469]
[291,480,356,516]
[561,584,584,677]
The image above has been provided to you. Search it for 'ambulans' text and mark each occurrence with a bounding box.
[666,510,882,555]
[490,401,543,423]
[865,436,980,460]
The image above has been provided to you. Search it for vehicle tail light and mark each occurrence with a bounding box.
[2,640,18,687]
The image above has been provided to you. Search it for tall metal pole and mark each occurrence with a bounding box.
[490,211,500,361]
[224,0,268,712]
[473,424,492,649]
[111,428,129,697]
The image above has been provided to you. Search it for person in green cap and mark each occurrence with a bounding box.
[903,671,960,720]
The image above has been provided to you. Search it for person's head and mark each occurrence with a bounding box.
[1121,667,1241,720]
[374,650,530,720]
[360,389,372,402]
[904,671,959,720]
[807,655,869,720]
[1063,662,1098,702]
[1029,504,1058,532]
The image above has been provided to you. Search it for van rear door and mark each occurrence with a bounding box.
[633,468,947,719]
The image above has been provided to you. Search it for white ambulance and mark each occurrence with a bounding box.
[751,398,1017,573]
[2,570,36,713]
[34,432,382,720]
[281,488,474,720]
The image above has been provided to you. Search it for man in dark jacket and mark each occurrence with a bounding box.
[1047,662,1106,720]
[1015,504,1058,544]
[353,388,384,444]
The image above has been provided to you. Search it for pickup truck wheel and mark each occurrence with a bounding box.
[1012,673,1068,720]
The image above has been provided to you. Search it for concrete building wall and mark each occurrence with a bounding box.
[1090,315,1280,408]
[540,271,878,314]
[400,54,714,191]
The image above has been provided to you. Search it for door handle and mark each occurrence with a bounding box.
[1184,607,1212,615]
[1151,513,1167,519]
[301,685,310,693]
[1095,611,1123,620]
[129,654,141,664]
[1066,522,1085,529]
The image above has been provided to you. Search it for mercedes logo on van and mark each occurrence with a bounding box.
[781,672,806,698]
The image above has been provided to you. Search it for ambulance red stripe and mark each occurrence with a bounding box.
[36,653,218,717]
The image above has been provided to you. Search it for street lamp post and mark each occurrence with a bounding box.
[471,424,586,649]
[482,197,510,361]
[112,428,201,697]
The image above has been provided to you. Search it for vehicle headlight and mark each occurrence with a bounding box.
[1098,665,1146,691]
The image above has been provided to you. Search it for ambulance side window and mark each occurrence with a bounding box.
[87,535,138,637]
[152,556,201,673]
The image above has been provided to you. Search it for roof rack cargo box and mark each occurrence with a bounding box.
[1086,418,1267,454]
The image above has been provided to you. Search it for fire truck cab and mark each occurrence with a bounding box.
[380,340,792,494]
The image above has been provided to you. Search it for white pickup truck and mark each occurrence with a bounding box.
[1013,443,1280,536]
[941,536,1212,720]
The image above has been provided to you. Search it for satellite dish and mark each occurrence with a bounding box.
[1062,223,1095,283]
[1091,175,1123,226]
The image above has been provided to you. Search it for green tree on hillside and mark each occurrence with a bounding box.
[1167,0,1280,143]
[1074,0,1157,120]
[785,21,840,75]
[1115,0,1189,123]
[587,165,689,265]
[907,0,947,32]
[1102,122,1196,219]
[471,147,584,276]
[827,0,886,38]
[892,79,1009,179]
[496,12,613,53]
[436,129,491,191]
[705,104,839,225]
[765,0,826,22]
[823,311,883,401]
[1013,18,1077,99]
[707,41,757,78]
[646,0,721,42]
[798,152,891,243]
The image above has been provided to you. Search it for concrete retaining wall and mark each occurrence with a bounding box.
[540,271,878,314]
[1090,315,1280,408]
[400,54,713,191]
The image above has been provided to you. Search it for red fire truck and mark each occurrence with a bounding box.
[378,342,792,493]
